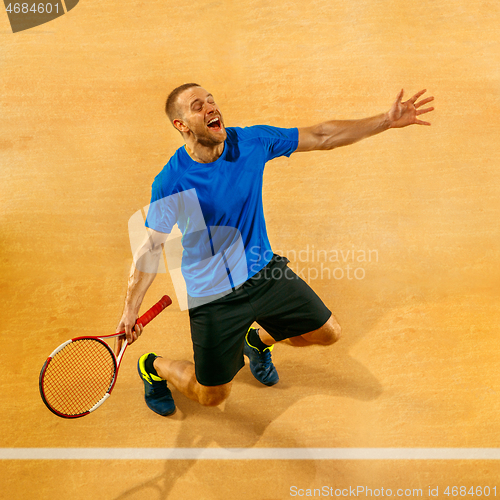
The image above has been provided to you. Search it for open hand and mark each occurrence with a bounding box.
[388,89,434,128]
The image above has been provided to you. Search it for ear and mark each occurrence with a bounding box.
[173,118,189,134]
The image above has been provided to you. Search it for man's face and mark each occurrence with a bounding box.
[176,87,227,146]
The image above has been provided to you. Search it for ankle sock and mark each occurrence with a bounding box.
[247,327,269,351]
[145,353,160,377]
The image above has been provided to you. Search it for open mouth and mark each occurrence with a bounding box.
[207,117,222,131]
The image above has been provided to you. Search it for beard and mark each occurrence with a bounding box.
[187,118,227,147]
[194,132,226,149]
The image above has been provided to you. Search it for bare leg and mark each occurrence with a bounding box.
[286,314,341,346]
[153,357,232,407]
[259,314,342,347]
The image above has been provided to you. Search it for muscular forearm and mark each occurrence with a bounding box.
[300,112,391,152]
[297,89,434,153]
[123,244,163,315]
[123,267,157,315]
[116,228,168,344]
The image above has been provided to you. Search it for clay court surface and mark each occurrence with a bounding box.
[1,0,500,498]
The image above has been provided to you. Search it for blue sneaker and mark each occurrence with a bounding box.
[244,328,279,386]
[137,353,176,416]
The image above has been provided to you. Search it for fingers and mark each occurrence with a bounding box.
[117,316,144,345]
[390,88,434,127]
[114,320,143,357]
[414,96,434,109]
[135,322,144,340]
[127,322,144,345]
[409,89,427,103]
[416,106,434,115]
[114,335,125,356]
[409,89,434,125]
[124,322,134,344]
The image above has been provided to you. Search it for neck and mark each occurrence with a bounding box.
[185,141,224,163]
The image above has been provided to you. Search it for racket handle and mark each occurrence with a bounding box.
[136,295,172,328]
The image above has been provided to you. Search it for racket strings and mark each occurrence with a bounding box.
[42,339,116,416]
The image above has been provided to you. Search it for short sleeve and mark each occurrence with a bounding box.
[249,125,299,161]
[144,179,179,234]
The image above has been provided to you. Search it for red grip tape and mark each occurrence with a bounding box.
[136,295,172,327]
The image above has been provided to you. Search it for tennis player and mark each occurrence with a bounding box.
[116,83,434,416]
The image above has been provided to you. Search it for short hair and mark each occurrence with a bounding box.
[165,83,201,123]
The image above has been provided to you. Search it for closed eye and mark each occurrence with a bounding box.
[191,100,202,111]
[190,95,216,112]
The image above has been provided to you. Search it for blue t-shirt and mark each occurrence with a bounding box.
[145,125,299,297]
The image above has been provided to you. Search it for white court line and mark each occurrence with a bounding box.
[1,448,500,460]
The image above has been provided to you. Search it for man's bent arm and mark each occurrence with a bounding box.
[296,89,434,153]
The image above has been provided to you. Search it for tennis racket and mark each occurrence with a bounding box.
[39,295,172,419]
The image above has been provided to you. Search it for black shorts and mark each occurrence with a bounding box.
[187,254,332,386]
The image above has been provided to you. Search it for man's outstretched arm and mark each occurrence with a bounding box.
[296,89,434,152]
